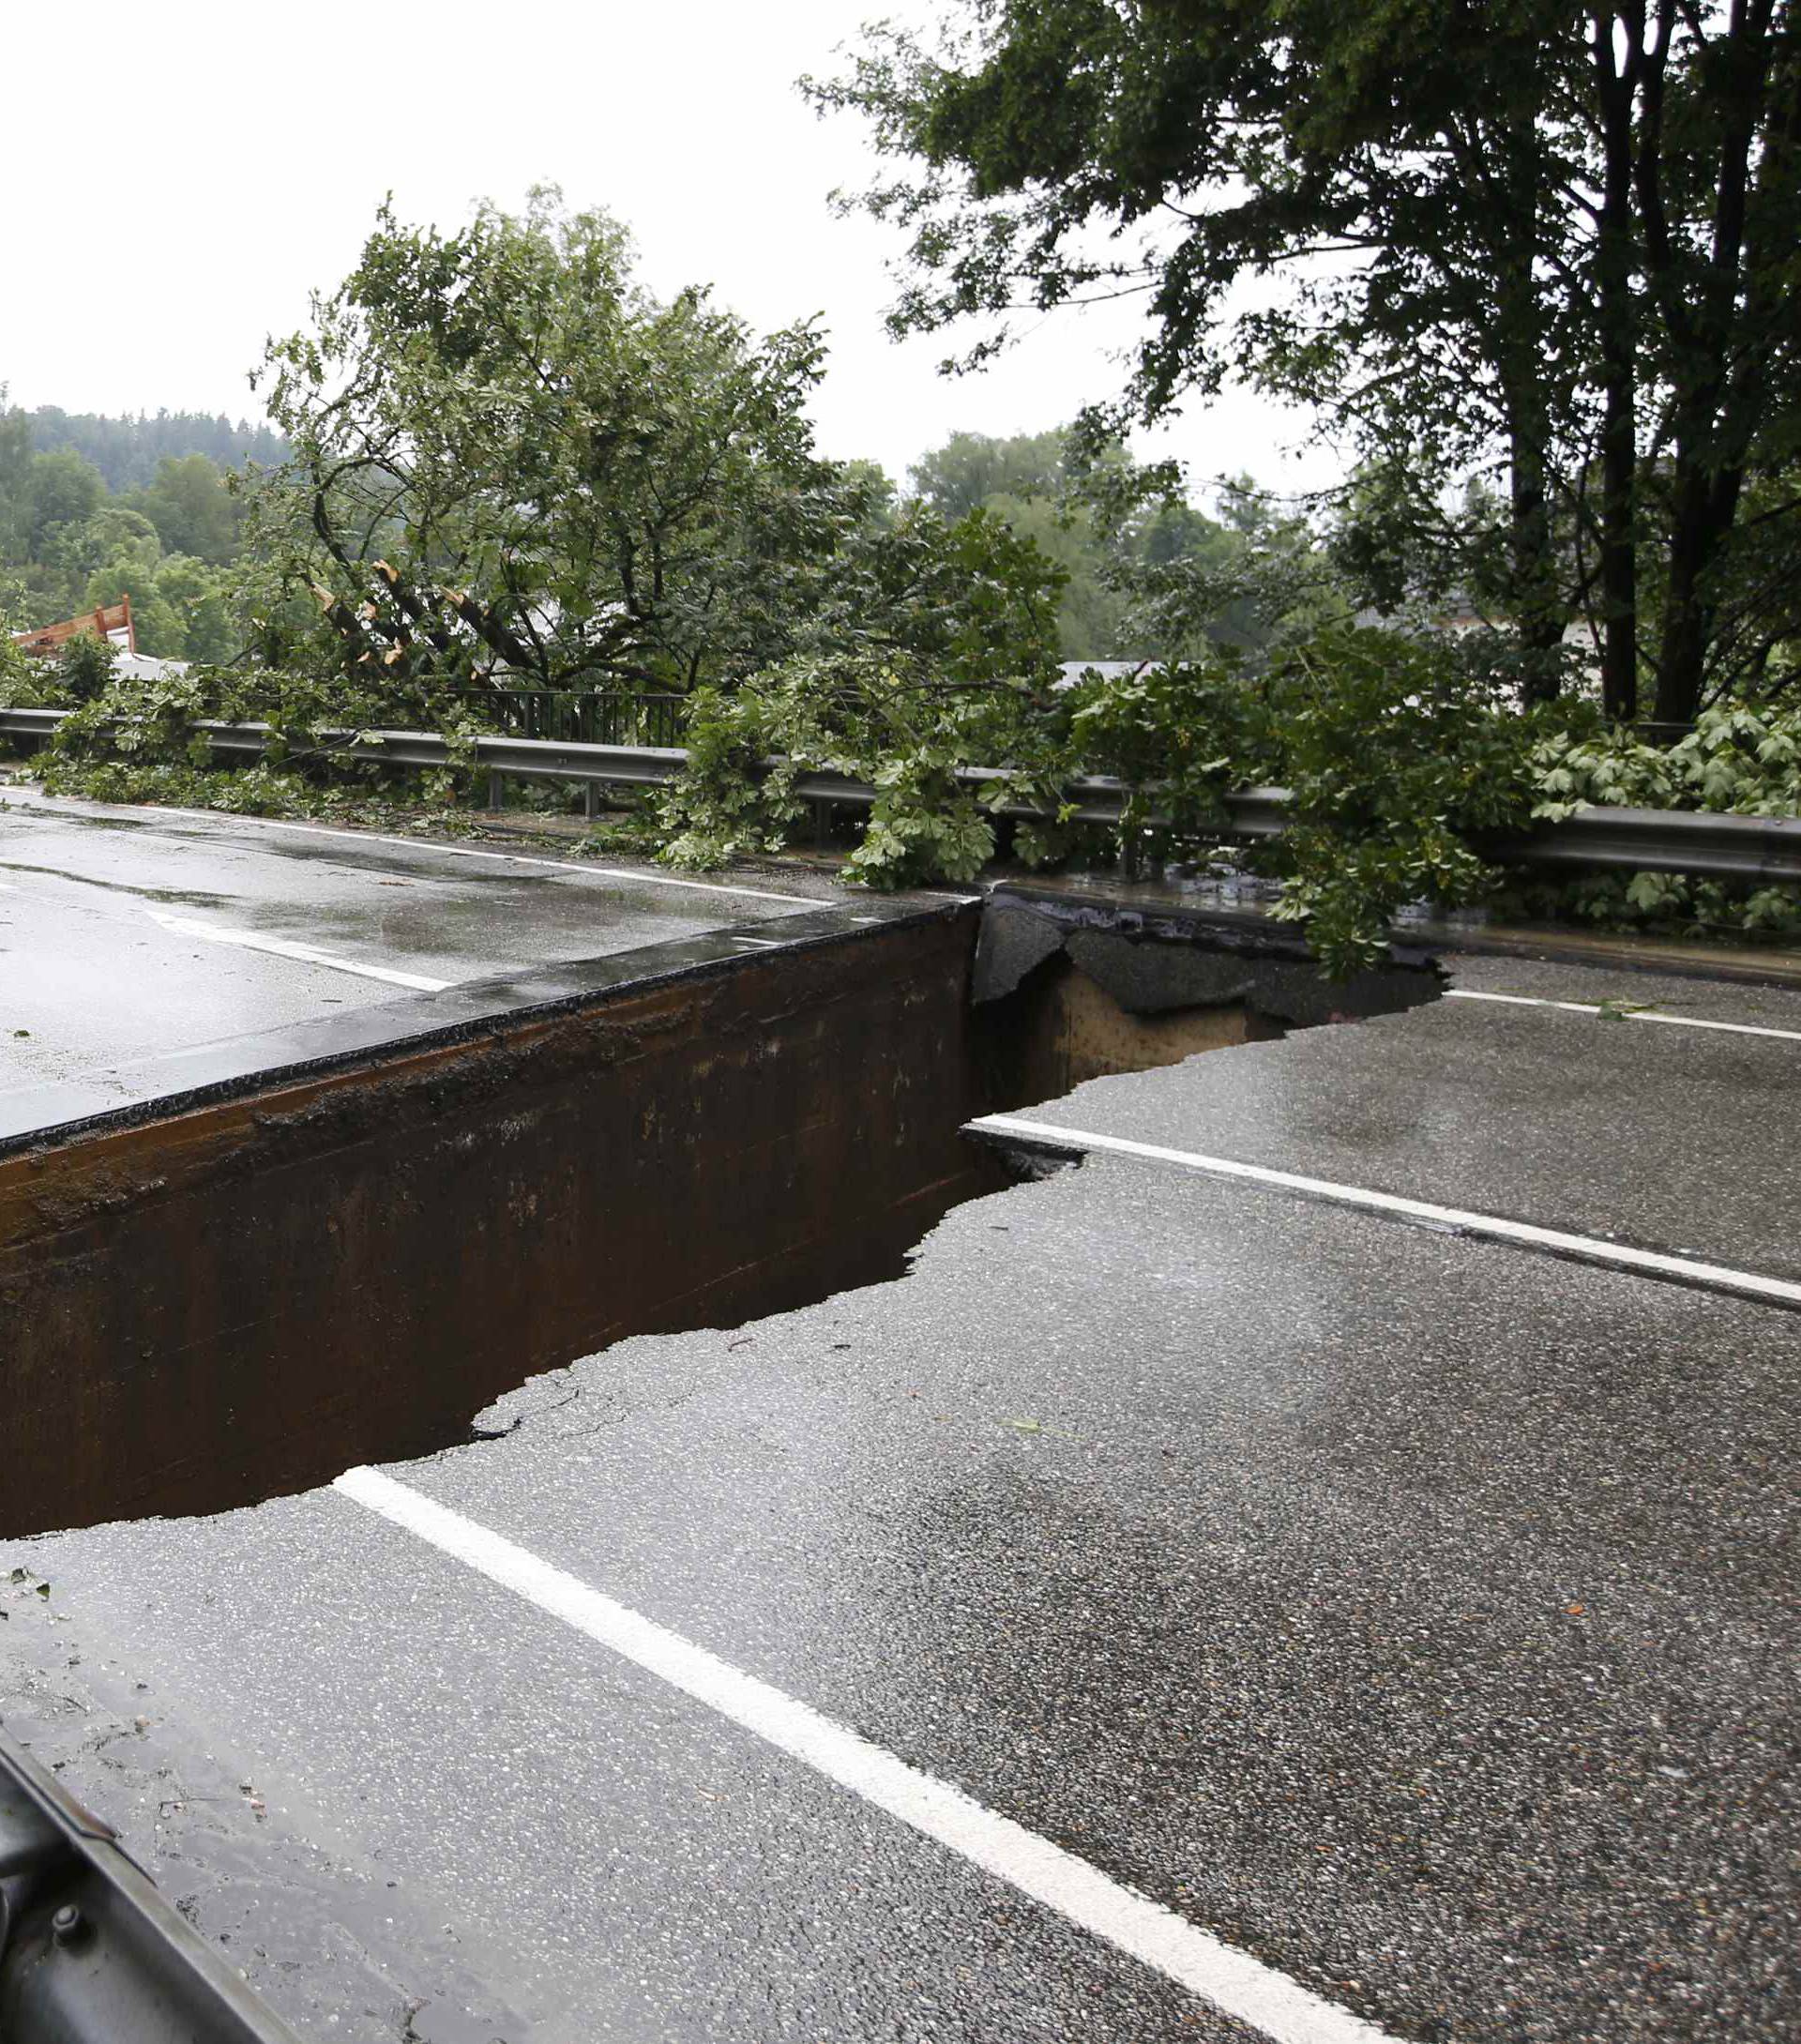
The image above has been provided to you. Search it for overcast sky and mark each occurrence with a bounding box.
[3,0,1339,503]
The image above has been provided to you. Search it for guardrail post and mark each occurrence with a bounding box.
[486,769,505,812]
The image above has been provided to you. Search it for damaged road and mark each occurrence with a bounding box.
[2,944,1796,2042]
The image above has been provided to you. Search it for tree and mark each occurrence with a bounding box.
[66,506,162,583]
[1094,474,1352,659]
[23,450,105,559]
[249,189,864,695]
[839,458,900,530]
[0,397,33,573]
[0,613,33,704]
[0,395,29,507]
[802,493,1067,680]
[902,423,1279,660]
[908,427,1066,518]
[136,455,241,565]
[808,0,1801,722]
[153,554,237,663]
[246,189,1069,707]
[982,491,1128,658]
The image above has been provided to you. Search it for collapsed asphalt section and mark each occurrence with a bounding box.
[0,897,1001,1536]
[2,950,1795,2042]
[968,946,1801,1286]
[0,843,1446,1541]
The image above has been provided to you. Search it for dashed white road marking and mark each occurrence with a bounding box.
[1445,986,1801,1042]
[969,1115,1801,1310]
[333,1464,1400,2044]
[8,787,822,907]
[146,912,451,992]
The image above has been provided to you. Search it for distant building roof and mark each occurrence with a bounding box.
[1056,659,1158,685]
[112,652,189,681]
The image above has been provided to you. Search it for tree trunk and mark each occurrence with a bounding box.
[1491,222,1564,702]
[1655,466,1745,723]
[1507,416,1566,704]
[1483,100,1566,705]
[1636,0,1780,722]
[1593,15,1641,722]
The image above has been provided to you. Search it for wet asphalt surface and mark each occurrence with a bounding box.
[0,787,823,1092]
[0,799,1797,2042]
[5,1148,1795,2041]
[1009,955,1801,1285]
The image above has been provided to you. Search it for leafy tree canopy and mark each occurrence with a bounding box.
[908,427,1066,518]
[808,0,1801,720]
[246,189,1067,698]
[133,455,242,566]
[902,423,1341,660]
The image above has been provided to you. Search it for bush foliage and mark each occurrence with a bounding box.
[14,627,1801,977]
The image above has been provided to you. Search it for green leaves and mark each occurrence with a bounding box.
[1519,702,1801,942]
[248,192,855,700]
[811,2,1801,723]
[654,626,1787,970]
[1530,702,1801,824]
[658,645,1066,886]
[1240,629,1537,974]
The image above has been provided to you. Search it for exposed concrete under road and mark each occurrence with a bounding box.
[0,795,1796,2043]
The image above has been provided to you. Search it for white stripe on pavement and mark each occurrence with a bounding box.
[333,1464,1401,2044]
[1445,986,1801,1042]
[969,1115,1801,1310]
[147,912,451,992]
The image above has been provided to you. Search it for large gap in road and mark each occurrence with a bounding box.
[0,900,1437,1537]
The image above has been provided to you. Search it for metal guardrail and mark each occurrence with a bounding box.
[444,688,688,748]
[1484,806,1801,884]
[3,707,1798,885]
[0,1733,302,2043]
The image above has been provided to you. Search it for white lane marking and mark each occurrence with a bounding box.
[969,1115,1801,1310]
[1445,987,1801,1042]
[8,787,821,908]
[332,1466,1396,2044]
[146,912,450,992]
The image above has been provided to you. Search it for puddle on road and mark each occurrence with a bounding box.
[0,859,237,910]
[4,810,150,831]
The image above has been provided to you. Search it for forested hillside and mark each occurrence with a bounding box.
[0,395,265,660]
[26,409,289,493]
